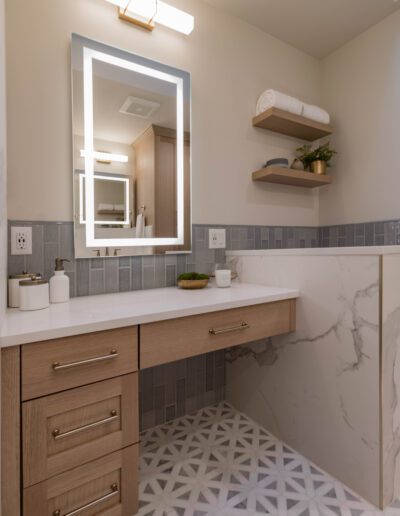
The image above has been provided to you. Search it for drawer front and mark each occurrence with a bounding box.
[22,326,138,401]
[23,445,138,516]
[23,374,138,487]
[140,300,296,368]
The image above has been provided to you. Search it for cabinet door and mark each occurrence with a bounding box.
[23,446,138,516]
[23,374,138,486]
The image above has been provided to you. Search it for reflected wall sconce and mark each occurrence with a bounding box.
[104,0,194,35]
[80,150,129,164]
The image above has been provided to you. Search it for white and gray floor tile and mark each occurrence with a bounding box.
[139,402,400,516]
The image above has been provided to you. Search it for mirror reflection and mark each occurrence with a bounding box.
[71,34,191,258]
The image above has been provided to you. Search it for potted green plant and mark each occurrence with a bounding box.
[177,272,210,289]
[296,142,337,175]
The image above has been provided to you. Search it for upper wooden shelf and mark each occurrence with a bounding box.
[252,107,333,141]
[252,166,332,188]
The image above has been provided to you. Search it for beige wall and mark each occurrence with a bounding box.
[320,10,400,226]
[0,0,7,317]
[5,0,321,226]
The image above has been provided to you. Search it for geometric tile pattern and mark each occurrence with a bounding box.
[139,403,400,516]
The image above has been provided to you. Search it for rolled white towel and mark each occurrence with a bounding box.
[256,89,303,116]
[135,213,145,238]
[114,204,125,212]
[302,103,330,125]
[98,203,113,211]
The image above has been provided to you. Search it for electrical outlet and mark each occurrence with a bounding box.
[209,228,226,249]
[11,226,32,255]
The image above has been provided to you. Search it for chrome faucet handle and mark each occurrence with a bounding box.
[92,249,101,257]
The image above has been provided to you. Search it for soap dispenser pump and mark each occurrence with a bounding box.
[50,258,70,303]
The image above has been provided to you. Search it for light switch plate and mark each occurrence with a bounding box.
[11,226,32,255]
[209,228,226,249]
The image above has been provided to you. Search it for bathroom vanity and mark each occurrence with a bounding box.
[0,283,298,516]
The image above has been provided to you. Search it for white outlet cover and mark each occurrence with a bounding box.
[209,228,226,249]
[11,226,32,255]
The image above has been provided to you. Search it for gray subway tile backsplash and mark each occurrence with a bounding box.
[9,219,399,300]
[138,350,226,431]
[9,220,400,298]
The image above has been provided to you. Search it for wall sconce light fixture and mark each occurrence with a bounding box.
[104,0,194,35]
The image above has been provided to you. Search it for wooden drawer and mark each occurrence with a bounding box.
[23,445,138,516]
[21,327,138,401]
[140,300,296,368]
[22,374,138,487]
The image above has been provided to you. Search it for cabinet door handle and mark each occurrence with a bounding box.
[52,350,118,371]
[52,410,118,440]
[53,483,119,516]
[209,322,250,335]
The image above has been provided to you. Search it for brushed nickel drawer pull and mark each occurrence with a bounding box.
[209,322,250,335]
[52,410,118,440]
[53,483,119,516]
[52,349,118,371]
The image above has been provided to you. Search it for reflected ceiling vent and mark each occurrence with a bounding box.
[119,96,161,119]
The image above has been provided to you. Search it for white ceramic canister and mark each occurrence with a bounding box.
[215,269,231,288]
[19,279,50,311]
[8,273,37,308]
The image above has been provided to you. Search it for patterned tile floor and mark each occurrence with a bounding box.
[139,402,400,516]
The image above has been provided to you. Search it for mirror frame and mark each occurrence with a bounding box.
[72,34,191,251]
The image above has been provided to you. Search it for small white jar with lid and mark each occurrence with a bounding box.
[19,279,50,311]
[8,273,40,308]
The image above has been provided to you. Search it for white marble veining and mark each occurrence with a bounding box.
[226,252,381,506]
[0,283,299,348]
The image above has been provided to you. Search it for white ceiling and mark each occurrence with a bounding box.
[202,0,400,58]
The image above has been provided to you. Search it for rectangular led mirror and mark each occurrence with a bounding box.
[71,34,191,258]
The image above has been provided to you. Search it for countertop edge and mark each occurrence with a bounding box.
[0,287,299,348]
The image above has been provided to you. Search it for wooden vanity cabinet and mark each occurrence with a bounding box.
[2,326,140,516]
[1,299,296,516]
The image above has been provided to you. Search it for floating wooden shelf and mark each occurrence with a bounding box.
[253,107,333,141]
[252,166,332,188]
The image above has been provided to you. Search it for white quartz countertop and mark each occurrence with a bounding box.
[0,283,299,348]
[227,245,400,257]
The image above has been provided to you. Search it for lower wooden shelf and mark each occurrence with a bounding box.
[252,166,332,188]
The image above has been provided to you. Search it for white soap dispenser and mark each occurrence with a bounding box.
[50,258,70,303]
